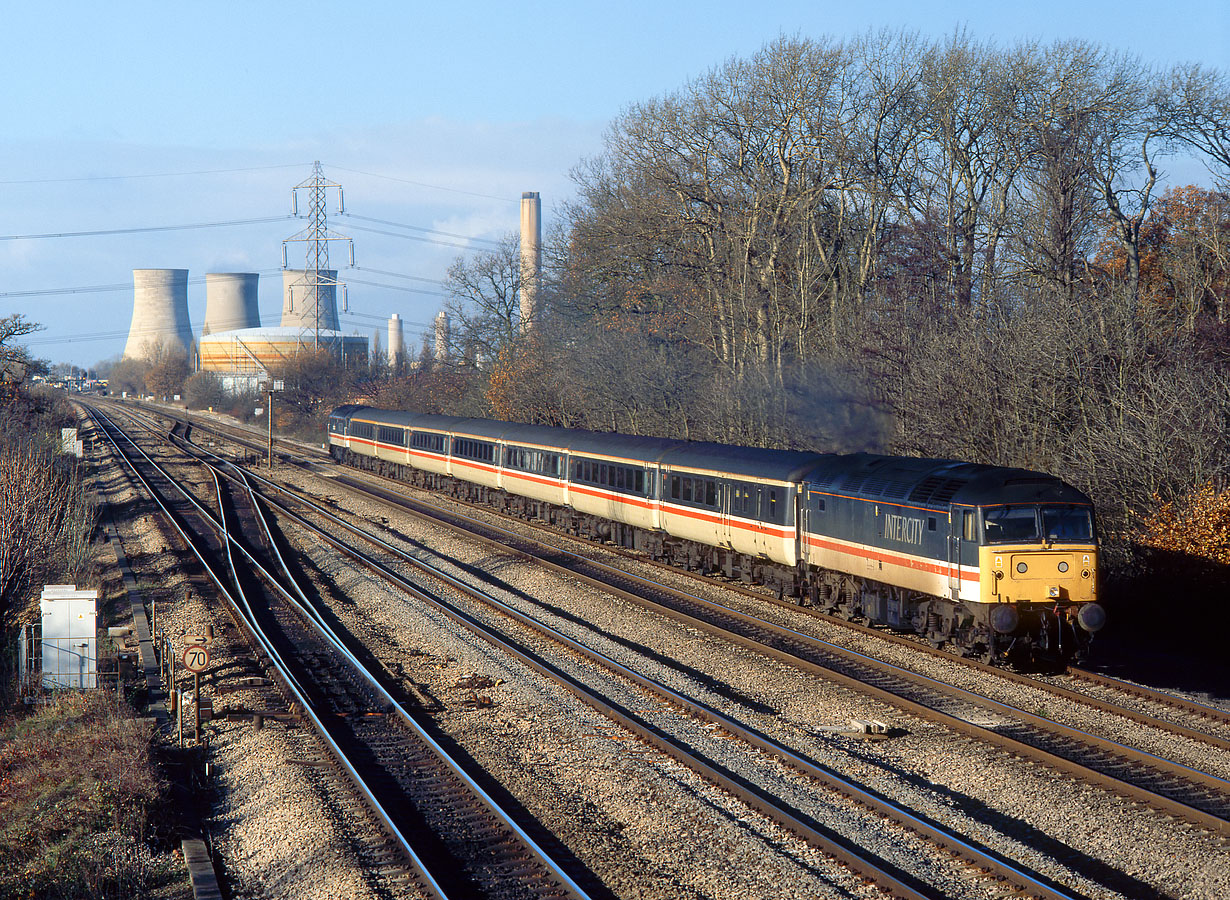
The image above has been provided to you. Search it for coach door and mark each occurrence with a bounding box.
[948,506,977,600]
[717,481,733,548]
[947,507,961,599]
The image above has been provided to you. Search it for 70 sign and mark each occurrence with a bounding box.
[181,644,210,673]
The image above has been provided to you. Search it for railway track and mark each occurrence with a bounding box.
[129,401,1230,748]
[87,404,596,900]
[100,400,1115,900]
[330,463,1230,832]
[97,400,1230,896]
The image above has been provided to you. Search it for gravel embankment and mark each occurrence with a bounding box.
[92,434,425,900]
[273,463,1230,900]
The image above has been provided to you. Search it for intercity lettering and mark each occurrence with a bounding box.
[884,513,924,545]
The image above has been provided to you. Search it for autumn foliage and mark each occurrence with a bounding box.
[1137,482,1230,566]
[1094,185,1230,330]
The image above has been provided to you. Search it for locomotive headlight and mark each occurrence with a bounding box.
[1016,562,1028,573]
[1057,561,1069,573]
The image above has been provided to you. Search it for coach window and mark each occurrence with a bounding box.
[679,478,690,502]
[670,476,680,500]
[635,470,645,494]
[705,480,716,507]
[768,489,779,521]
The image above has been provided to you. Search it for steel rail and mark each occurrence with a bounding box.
[268,458,1230,838]
[140,401,1230,750]
[102,401,1230,833]
[93,403,594,900]
[88,406,452,900]
[225,454,1098,900]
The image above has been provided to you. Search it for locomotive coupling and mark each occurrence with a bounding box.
[1076,602,1107,633]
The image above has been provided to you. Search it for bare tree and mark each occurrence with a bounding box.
[1073,49,1178,305]
[1163,63,1230,189]
[0,442,96,630]
[442,235,524,365]
[144,346,190,400]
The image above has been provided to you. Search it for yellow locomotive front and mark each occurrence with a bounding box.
[977,502,1104,662]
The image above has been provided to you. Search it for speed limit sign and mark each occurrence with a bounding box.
[182,644,210,673]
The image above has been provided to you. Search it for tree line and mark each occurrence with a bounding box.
[432,32,1230,590]
[96,32,1230,599]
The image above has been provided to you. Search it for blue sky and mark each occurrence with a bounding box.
[3,1,1227,367]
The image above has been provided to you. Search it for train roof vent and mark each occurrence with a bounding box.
[908,476,968,504]
[930,479,966,503]
[841,473,870,493]
[881,480,912,499]
[861,475,891,495]
[809,468,845,487]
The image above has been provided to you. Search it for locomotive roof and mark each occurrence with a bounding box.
[329,404,371,419]
[804,453,1092,508]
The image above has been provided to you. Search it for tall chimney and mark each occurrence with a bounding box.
[519,191,541,333]
[387,313,404,366]
[434,311,451,361]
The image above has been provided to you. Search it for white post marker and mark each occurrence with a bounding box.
[182,644,209,743]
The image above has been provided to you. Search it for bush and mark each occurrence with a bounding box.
[1138,482,1230,565]
[182,372,226,411]
[0,693,179,899]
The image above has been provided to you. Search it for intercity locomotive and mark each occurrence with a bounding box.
[328,406,1104,663]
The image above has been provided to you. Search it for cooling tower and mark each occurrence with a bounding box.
[202,273,260,337]
[434,310,451,362]
[281,269,339,331]
[388,313,404,365]
[519,192,541,333]
[123,269,194,361]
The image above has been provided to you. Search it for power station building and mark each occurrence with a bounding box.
[117,265,368,393]
[116,171,543,394]
[198,326,368,393]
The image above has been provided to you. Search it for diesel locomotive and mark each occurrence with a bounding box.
[327,406,1105,663]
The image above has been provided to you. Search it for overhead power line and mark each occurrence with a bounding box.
[341,311,431,328]
[351,266,445,285]
[0,215,293,241]
[345,222,485,251]
[345,277,444,297]
[0,269,287,300]
[341,213,502,248]
[0,163,309,186]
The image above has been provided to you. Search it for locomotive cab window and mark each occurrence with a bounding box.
[983,506,1038,543]
[1042,506,1094,542]
[962,511,975,541]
